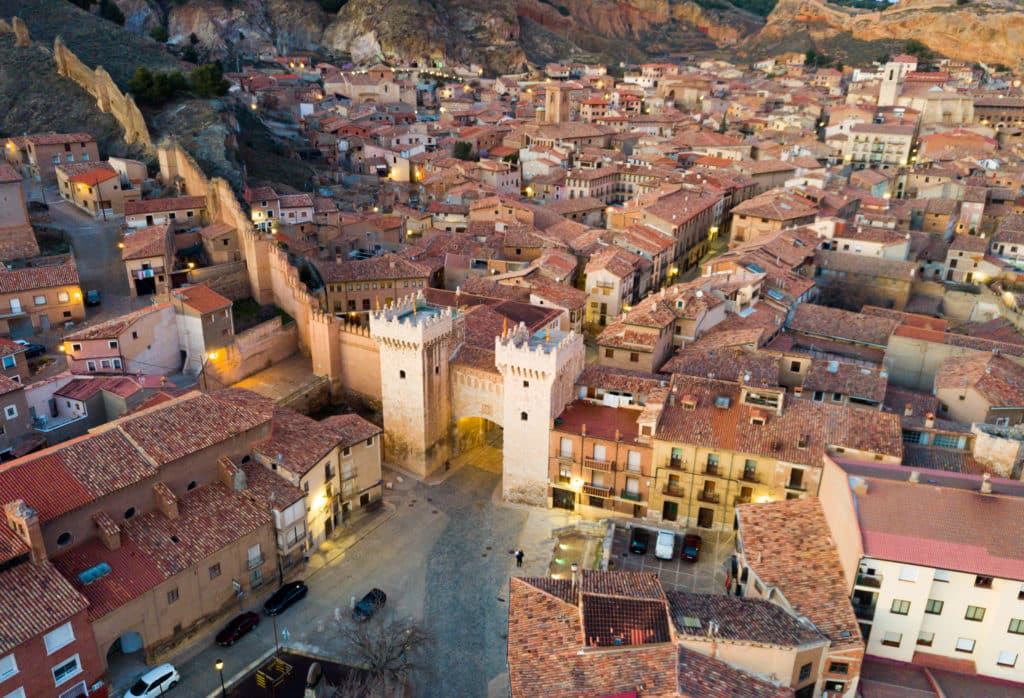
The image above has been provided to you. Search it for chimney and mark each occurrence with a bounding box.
[4,500,47,563]
[581,423,587,437]
[924,412,935,429]
[981,472,992,494]
[851,477,868,496]
[219,457,247,492]
[904,402,913,417]
[908,470,920,484]
[153,482,179,520]
[614,429,621,441]
[93,511,122,551]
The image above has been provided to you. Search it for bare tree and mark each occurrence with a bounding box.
[334,616,433,697]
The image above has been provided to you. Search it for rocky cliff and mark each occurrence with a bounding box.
[752,0,1024,65]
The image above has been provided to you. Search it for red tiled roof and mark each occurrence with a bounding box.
[121,223,171,261]
[64,303,172,342]
[0,560,89,653]
[27,132,93,146]
[676,647,793,697]
[0,452,94,521]
[0,255,80,293]
[51,537,165,620]
[318,413,382,448]
[255,408,347,476]
[0,163,19,183]
[124,196,206,217]
[172,284,231,314]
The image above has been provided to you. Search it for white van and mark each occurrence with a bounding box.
[654,530,676,560]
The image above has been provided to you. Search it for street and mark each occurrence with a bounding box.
[165,457,569,698]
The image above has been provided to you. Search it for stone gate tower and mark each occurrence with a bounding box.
[370,293,456,478]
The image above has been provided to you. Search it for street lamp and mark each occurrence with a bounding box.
[215,659,226,697]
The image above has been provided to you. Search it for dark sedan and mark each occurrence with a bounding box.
[682,534,702,562]
[629,528,650,555]
[215,612,259,646]
[14,340,45,359]
[263,581,308,616]
[352,588,387,622]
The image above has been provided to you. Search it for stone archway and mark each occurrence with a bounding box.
[107,630,148,694]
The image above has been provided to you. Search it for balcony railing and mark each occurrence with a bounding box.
[785,482,807,492]
[665,459,686,472]
[740,471,760,483]
[703,464,721,477]
[583,457,614,473]
[619,489,642,502]
[855,573,883,589]
[734,496,751,507]
[697,491,721,504]
[582,483,613,497]
[662,483,686,498]
[247,554,265,570]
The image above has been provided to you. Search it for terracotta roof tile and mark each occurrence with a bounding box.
[172,284,231,314]
[124,196,206,217]
[737,498,862,647]
[318,413,382,448]
[667,592,823,647]
[0,255,80,293]
[121,223,171,261]
[26,132,94,146]
[935,353,1024,407]
[787,304,897,348]
[677,647,793,698]
[64,303,171,341]
[0,560,89,653]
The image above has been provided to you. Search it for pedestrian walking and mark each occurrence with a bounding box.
[515,549,524,567]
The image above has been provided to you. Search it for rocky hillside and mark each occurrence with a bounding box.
[747,0,1024,65]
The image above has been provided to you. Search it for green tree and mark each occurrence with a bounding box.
[182,46,199,63]
[98,0,125,25]
[149,25,169,42]
[128,66,187,105]
[190,62,229,98]
[717,113,728,134]
[452,141,474,161]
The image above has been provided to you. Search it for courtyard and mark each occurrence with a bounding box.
[609,524,735,594]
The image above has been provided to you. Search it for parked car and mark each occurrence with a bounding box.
[13,339,45,358]
[682,534,702,562]
[125,663,179,698]
[629,528,650,555]
[263,580,308,615]
[85,289,101,306]
[215,611,260,646]
[352,588,387,621]
[654,530,676,561]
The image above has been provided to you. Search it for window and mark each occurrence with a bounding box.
[629,352,639,363]
[250,567,263,587]
[1008,618,1024,635]
[70,343,81,352]
[813,391,824,402]
[998,651,1018,668]
[881,631,902,647]
[956,637,976,653]
[57,532,72,546]
[891,599,911,615]
[108,340,118,349]
[605,349,614,358]
[925,599,943,615]
[559,438,573,458]
[933,569,951,582]
[399,370,406,379]
[975,575,994,588]
[965,605,986,622]
[3,405,16,420]
[342,447,351,457]
[832,392,843,402]
[167,588,179,604]
[86,360,96,372]
[112,358,122,369]
[521,411,528,421]
[0,654,15,681]
[51,654,81,686]
[57,292,69,303]
[123,507,135,520]
[1,356,13,369]
[627,450,641,471]
[898,566,919,582]
[209,563,221,579]
[44,623,75,655]
[365,437,373,447]
[917,631,935,646]
[4,688,25,698]
[522,380,529,388]
[828,662,849,675]
[790,360,801,372]
[798,663,811,681]
[33,295,45,306]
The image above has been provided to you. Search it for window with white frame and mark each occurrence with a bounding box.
[955,638,976,654]
[0,654,16,681]
[3,405,16,420]
[881,631,902,647]
[33,295,45,306]
[43,622,75,655]
[57,292,69,303]
[3,688,26,698]
[559,437,572,458]
[51,654,81,685]
[627,450,641,471]
[898,566,918,582]
[933,569,951,582]
[1,356,13,369]
[998,651,1018,668]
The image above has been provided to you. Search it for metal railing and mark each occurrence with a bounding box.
[740,471,760,483]
[734,496,751,506]
[697,491,721,504]
[583,457,614,472]
[703,464,721,477]
[619,489,642,502]
[665,459,686,472]
[662,483,686,498]
[855,573,883,589]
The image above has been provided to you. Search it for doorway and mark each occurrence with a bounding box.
[552,487,575,511]
[662,500,678,522]
[697,507,714,528]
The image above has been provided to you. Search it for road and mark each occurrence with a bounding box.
[166,457,568,698]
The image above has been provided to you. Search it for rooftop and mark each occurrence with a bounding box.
[124,195,206,217]
[121,224,171,261]
[667,592,824,648]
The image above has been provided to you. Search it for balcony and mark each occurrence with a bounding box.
[855,573,883,589]
[247,554,265,570]
[583,483,613,497]
[662,483,686,498]
[852,603,877,621]
[740,471,760,483]
[584,457,614,473]
[556,452,574,464]
[785,482,806,492]
[703,464,721,477]
[696,491,721,504]
[619,489,642,502]
[734,496,751,507]
[664,459,686,472]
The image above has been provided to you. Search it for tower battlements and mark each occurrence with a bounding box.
[369,291,455,350]
[495,323,582,379]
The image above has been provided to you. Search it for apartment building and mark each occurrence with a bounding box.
[3,132,99,184]
[121,224,174,297]
[0,255,85,337]
[55,162,141,217]
[819,458,1024,685]
[647,373,902,531]
[62,304,179,376]
[843,123,917,170]
[316,254,438,320]
[124,196,207,230]
[729,189,818,246]
[583,246,644,330]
